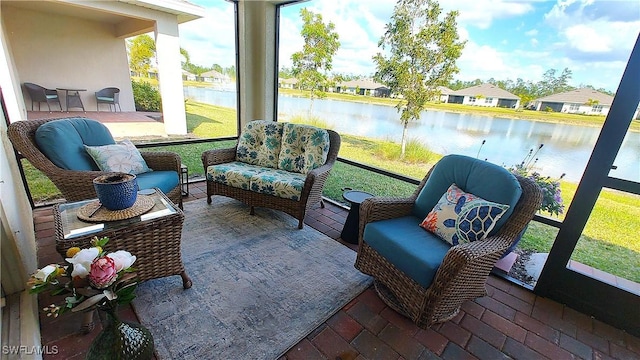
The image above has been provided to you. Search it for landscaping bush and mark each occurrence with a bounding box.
[132,81,161,111]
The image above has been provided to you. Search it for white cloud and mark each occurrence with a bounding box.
[178,4,236,67]
[525,29,539,36]
[442,0,536,29]
[544,0,639,60]
[564,24,612,53]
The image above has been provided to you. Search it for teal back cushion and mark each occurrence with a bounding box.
[412,154,522,236]
[35,118,115,171]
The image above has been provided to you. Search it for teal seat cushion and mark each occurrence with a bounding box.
[135,171,179,195]
[364,215,451,287]
[412,154,522,236]
[35,118,115,170]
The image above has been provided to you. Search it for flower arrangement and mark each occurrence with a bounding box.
[507,144,565,216]
[28,236,138,317]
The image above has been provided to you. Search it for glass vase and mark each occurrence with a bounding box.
[86,309,154,360]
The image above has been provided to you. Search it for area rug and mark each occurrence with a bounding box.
[132,197,372,359]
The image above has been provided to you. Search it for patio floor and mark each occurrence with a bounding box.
[32,181,640,360]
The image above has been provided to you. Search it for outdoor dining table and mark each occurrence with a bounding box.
[56,87,86,111]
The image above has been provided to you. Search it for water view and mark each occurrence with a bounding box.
[184,86,639,183]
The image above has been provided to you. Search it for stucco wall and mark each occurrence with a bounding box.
[3,6,134,112]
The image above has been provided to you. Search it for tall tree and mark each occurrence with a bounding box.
[128,35,156,77]
[291,8,340,113]
[180,48,190,66]
[374,0,465,157]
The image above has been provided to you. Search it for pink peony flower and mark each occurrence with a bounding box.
[88,256,118,289]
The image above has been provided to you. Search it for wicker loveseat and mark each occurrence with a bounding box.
[202,120,341,229]
[7,117,183,208]
[355,154,542,328]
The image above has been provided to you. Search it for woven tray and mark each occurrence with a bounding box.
[77,196,155,222]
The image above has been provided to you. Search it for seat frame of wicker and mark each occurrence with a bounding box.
[95,87,121,112]
[355,167,542,328]
[7,117,183,208]
[23,82,62,112]
[201,129,341,229]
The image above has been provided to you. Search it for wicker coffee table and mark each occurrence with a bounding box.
[54,188,192,289]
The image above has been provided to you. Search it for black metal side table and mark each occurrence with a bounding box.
[340,189,374,244]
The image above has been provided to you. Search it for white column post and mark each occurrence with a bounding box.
[154,16,187,135]
[237,1,277,128]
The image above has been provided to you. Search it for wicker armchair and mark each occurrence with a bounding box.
[95,87,121,112]
[202,121,340,229]
[355,155,542,328]
[7,117,183,208]
[23,82,62,112]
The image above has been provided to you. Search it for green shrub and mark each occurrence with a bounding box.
[132,81,161,111]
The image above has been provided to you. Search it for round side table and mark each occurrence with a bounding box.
[340,189,374,244]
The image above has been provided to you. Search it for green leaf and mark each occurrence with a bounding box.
[71,294,106,312]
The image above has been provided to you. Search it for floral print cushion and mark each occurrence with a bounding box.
[250,169,305,200]
[419,183,510,246]
[206,162,305,200]
[206,162,266,191]
[236,120,284,169]
[278,123,330,174]
[84,139,151,175]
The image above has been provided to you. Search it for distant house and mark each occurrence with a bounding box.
[278,77,299,89]
[146,67,159,79]
[201,70,230,83]
[435,86,454,103]
[532,88,614,115]
[336,79,390,97]
[447,83,520,108]
[182,70,196,81]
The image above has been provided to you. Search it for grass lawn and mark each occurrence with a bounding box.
[22,100,639,282]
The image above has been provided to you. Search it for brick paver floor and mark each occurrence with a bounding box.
[33,181,640,360]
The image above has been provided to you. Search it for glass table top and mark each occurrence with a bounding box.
[56,189,177,240]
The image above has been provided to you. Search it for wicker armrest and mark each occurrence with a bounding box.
[428,234,512,296]
[360,197,415,224]
[201,147,237,170]
[140,151,181,173]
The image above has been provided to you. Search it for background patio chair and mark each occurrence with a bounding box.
[23,82,62,112]
[95,87,121,112]
[354,154,543,328]
[7,117,183,208]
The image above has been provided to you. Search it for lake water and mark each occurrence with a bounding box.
[184,86,639,183]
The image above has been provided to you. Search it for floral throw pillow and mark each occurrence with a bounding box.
[85,139,151,175]
[236,120,284,169]
[278,123,330,174]
[419,183,510,245]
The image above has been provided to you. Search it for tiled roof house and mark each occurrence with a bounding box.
[532,87,615,115]
[447,83,520,108]
[337,79,390,97]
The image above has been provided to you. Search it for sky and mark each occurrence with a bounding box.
[178,0,640,93]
